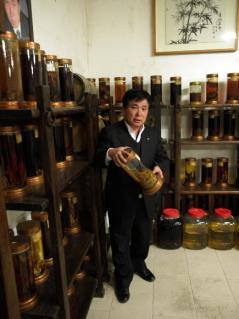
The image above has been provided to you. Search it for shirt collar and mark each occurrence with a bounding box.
[124,121,145,142]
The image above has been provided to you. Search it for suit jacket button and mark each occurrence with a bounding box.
[138,194,143,199]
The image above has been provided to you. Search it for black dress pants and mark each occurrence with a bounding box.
[108,196,151,289]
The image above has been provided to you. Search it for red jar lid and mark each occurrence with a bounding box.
[163,208,180,218]
[215,208,232,218]
[188,208,205,218]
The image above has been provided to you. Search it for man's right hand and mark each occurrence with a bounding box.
[108,147,129,167]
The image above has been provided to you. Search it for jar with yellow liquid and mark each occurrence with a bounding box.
[209,208,235,250]
[183,208,208,249]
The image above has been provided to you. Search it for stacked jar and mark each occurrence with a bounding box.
[114,77,126,106]
[99,77,110,106]
[45,55,62,105]
[58,58,75,107]
[226,73,239,104]
[150,75,162,104]
[170,76,181,106]
[206,73,218,104]
[132,76,143,90]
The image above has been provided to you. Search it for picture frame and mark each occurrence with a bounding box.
[0,0,34,40]
[153,0,238,55]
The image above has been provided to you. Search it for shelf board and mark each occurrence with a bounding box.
[50,105,85,118]
[180,103,239,110]
[69,276,97,319]
[180,184,239,194]
[181,138,239,145]
[64,231,94,287]
[6,196,49,211]
[0,108,40,120]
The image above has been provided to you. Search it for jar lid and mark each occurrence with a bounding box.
[114,77,126,81]
[163,208,180,218]
[132,76,143,80]
[19,100,37,109]
[0,31,17,39]
[0,125,20,133]
[99,77,110,81]
[207,73,218,78]
[31,211,49,222]
[170,76,181,81]
[58,58,72,65]
[17,220,41,236]
[227,72,239,77]
[0,101,19,109]
[151,75,162,79]
[217,157,228,162]
[19,40,40,50]
[50,101,64,108]
[188,208,205,218]
[215,208,232,218]
[45,54,58,61]
[190,81,201,85]
[11,235,30,254]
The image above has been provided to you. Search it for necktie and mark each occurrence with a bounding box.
[16,29,21,39]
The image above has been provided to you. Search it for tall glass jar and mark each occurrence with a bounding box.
[150,75,162,103]
[99,77,110,106]
[63,117,74,161]
[53,117,67,168]
[191,110,204,140]
[184,158,197,187]
[19,40,42,106]
[157,208,182,249]
[40,50,48,86]
[114,77,126,105]
[216,157,228,187]
[209,208,235,250]
[58,58,75,106]
[46,55,61,102]
[170,76,181,105]
[223,107,236,140]
[190,81,202,105]
[0,126,27,197]
[11,236,38,312]
[183,208,208,249]
[206,73,218,104]
[0,31,23,108]
[207,109,221,140]
[201,158,213,187]
[17,220,49,285]
[132,76,143,90]
[21,125,43,185]
[226,73,239,104]
[31,211,53,266]
[61,190,81,234]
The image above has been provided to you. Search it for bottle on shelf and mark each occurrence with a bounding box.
[216,157,228,187]
[45,54,62,103]
[206,73,218,104]
[132,76,143,90]
[114,77,126,106]
[207,109,221,141]
[99,77,110,106]
[190,81,202,106]
[170,76,181,106]
[184,157,197,187]
[223,107,236,140]
[226,73,239,104]
[201,158,213,187]
[191,110,204,140]
[61,189,81,234]
[150,75,162,104]
[58,58,75,106]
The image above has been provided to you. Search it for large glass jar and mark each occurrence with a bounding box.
[190,81,202,105]
[207,109,221,140]
[0,31,23,108]
[21,125,43,185]
[61,189,81,234]
[206,73,218,104]
[99,77,110,106]
[19,40,42,106]
[209,208,235,250]
[201,158,213,187]
[216,157,228,187]
[53,118,67,168]
[11,235,38,312]
[151,75,162,103]
[170,76,181,105]
[184,157,197,187]
[58,58,75,105]
[63,117,74,161]
[191,110,204,140]
[183,208,208,249]
[0,126,27,197]
[223,107,236,140]
[46,55,61,102]
[17,220,49,285]
[114,77,126,105]
[226,73,239,104]
[132,76,143,90]
[157,208,182,249]
[40,50,48,86]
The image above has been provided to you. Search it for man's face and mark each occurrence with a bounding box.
[4,0,20,28]
[123,98,149,131]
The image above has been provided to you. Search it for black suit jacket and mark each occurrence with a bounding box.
[96,121,169,219]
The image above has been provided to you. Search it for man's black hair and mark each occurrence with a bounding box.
[122,89,151,108]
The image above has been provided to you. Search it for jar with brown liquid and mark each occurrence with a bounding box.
[63,117,74,161]
[0,31,23,108]
[183,208,208,249]
[207,109,221,140]
[19,40,42,106]
[216,157,228,186]
[46,55,61,102]
[40,50,48,85]
[53,118,67,168]
[61,190,81,234]
[206,73,218,104]
[190,81,202,105]
[226,73,239,104]
[0,126,27,197]
[170,76,181,105]
[192,110,204,140]
[17,220,49,285]
[58,58,75,104]
[201,158,213,187]
[184,158,197,187]
[114,77,126,105]
[223,107,236,140]
[11,236,38,312]
[209,208,235,250]
[150,75,162,103]
[99,77,110,106]
[132,76,143,90]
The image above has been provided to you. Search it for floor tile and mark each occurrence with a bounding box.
[90,283,113,311]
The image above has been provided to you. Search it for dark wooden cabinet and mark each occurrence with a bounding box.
[0,86,106,319]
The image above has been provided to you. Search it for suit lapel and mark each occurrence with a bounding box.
[140,126,151,163]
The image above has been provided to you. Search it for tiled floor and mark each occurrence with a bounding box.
[87,246,239,319]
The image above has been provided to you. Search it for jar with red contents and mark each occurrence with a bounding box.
[209,208,235,250]
[183,208,208,249]
[226,73,239,104]
[158,208,182,249]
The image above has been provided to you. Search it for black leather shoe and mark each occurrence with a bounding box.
[135,267,155,282]
[115,285,130,303]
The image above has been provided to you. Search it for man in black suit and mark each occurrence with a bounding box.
[96,89,169,303]
[4,0,30,39]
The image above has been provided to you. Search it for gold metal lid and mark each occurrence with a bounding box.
[45,54,58,61]
[151,75,162,80]
[50,101,64,108]
[190,81,201,85]
[17,220,41,236]
[58,58,72,65]
[19,40,40,50]
[19,100,37,109]
[99,77,110,81]
[132,76,143,80]
[11,236,30,254]
[207,73,218,78]
[114,77,126,81]
[0,125,20,133]
[31,211,49,222]
[170,76,181,81]
[227,72,239,77]
[0,101,19,109]
[0,31,17,40]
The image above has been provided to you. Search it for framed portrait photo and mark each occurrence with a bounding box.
[0,0,34,40]
[153,0,239,55]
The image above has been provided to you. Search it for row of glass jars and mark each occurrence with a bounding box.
[184,157,229,187]
[158,207,238,250]
[0,31,75,109]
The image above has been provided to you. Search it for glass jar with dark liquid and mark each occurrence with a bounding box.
[206,73,218,104]
[132,76,143,90]
[63,117,74,161]
[170,76,181,106]
[58,58,75,106]
[226,73,239,104]
[158,208,182,249]
[183,208,208,249]
[53,118,67,168]
[40,50,48,85]
[46,55,61,103]
[192,110,204,140]
[209,208,235,250]
[223,107,236,140]
[201,158,213,187]
[216,157,228,187]
[99,77,110,106]
[0,126,27,197]
[207,109,221,140]
[11,235,38,312]
[114,77,126,105]
[0,31,23,109]
[151,75,162,103]
[184,158,197,187]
